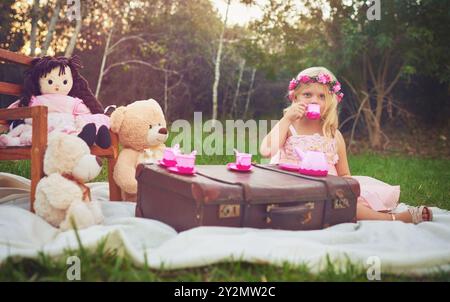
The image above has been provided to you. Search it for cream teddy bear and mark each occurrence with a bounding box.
[110,99,168,201]
[34,132,104,231]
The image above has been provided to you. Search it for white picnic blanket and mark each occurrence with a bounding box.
[1,172,449,276]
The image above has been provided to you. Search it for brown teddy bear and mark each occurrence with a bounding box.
[110,99,168,201]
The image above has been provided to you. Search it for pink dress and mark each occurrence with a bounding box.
[29,94,110,132]
[270,125,400,212]
[0,95,110,147]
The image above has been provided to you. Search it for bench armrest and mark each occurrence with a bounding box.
[0,105,47,120]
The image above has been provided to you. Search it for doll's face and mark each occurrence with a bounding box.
[39,66,73,95]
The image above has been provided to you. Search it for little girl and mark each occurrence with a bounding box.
[260,66,433,224]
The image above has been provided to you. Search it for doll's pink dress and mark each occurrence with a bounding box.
[270,125,400,212]
[29,94,109,132]
[0,94,109,147]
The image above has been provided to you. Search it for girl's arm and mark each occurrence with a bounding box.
[260,102,306,158]
[259,116,291,158]
[334,130,352,177]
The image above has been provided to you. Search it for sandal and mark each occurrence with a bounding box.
[390,213,396,221]
[408,206,433,224]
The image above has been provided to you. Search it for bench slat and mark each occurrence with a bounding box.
[0,82,22,96]
[0,106,38,120]
[0,49,33,65]
[0,147,31,159]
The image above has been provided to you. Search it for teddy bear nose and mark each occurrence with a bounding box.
[158,127,168,135]
[95,156,103,167]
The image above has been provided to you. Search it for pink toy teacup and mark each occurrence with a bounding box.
[162,144,180,167]
[235,151,252,170]
[306,104,321,120]
[176,150,197,173]
[294,147,328,177]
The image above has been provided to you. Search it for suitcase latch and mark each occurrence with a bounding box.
[333,189,350,209]
[219,204,241,218]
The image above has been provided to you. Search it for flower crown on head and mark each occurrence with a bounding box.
[288,73,344,103]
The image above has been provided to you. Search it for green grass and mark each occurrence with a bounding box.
[1,150,449,281]
[1,238,449,281]
[349,153,450,210]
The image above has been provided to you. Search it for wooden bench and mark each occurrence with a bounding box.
[0,49,121,211]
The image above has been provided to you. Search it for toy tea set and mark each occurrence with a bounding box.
[278,104,328,176]
[158,104,328,177]
[278,148,329,177]
[158,144,254,175]
[158,144,197,175]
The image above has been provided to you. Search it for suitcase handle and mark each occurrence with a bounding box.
[266,202,315,226]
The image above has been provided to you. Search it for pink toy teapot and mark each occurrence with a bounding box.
[294,147,328,177]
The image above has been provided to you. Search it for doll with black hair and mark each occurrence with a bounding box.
[0,55,111,148]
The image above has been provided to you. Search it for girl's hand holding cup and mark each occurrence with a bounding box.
[284,102,307,122]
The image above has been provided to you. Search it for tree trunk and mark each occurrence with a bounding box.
[164,69,169,115]
[370,121,382,148]
[42,0,62,56]
[212,0,231,123]
[29,0,40,56]
[370,92,385,148]
[366,51,402,149]
[95,28,113,98]
[230,58,245,118]
[243,68,256,119]
[65,17,82,57]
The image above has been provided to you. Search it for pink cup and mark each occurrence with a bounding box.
[162,145,179,167]
[176,153,196,173]
[235,152,252,170]
[306,104,321,120]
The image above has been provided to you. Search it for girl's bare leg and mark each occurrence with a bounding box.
[356,203,392,221]
[356,203,431,223]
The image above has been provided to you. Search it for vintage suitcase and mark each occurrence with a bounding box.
[135,164,360,232]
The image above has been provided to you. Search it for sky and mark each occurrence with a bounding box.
[210,0,265,26]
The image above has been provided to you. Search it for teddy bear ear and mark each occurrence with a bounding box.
[110,106,127,133]
[104,105,117,117]
[147,98,164,115]
[47,132,65,148]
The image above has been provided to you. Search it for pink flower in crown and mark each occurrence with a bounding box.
[317,73,331,84]
[337,92,344,103]
[333,81,341,93]
[288,78,298,90]
[288,91,295,101]
[298,75,311,83]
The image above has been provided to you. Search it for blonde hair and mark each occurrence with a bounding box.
[284,66,339,138]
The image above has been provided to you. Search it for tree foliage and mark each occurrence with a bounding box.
[1,0,448,137]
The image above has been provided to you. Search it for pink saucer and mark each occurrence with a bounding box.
[158,159,177,168]
[278,163,300,172]
[299,168,328,177]
[167,166,197,175]
[227,163,253,172]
